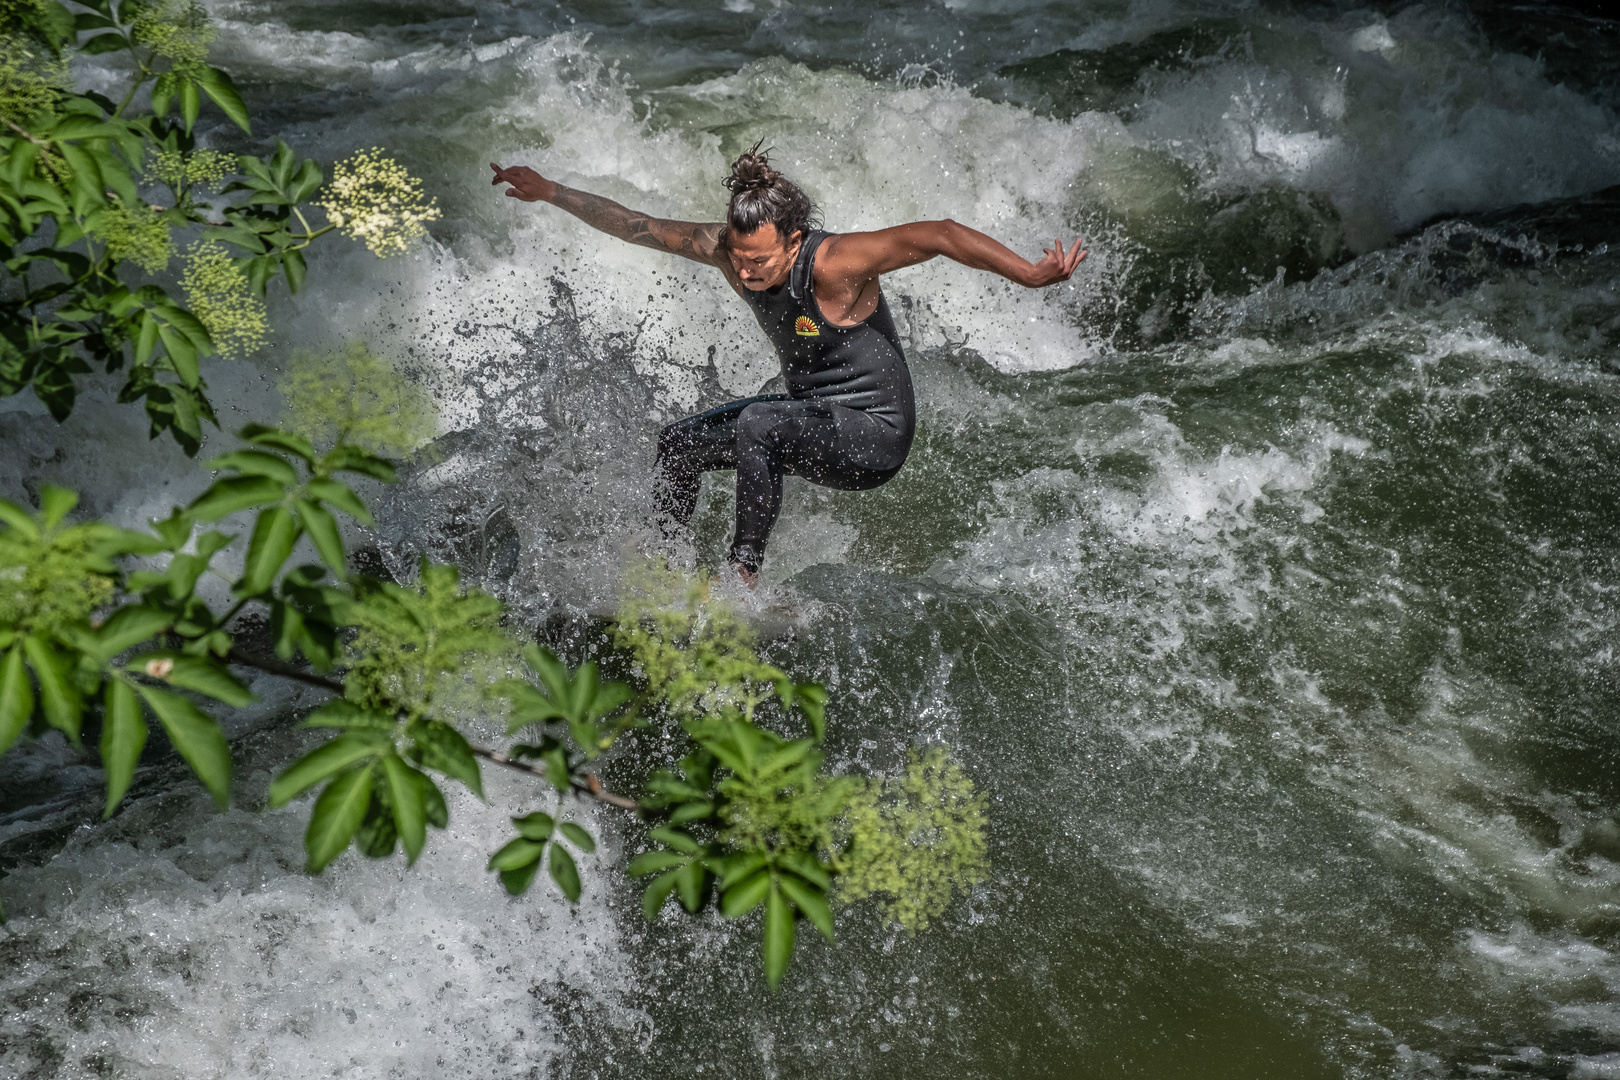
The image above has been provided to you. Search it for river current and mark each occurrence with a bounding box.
[5,1,1620,1076]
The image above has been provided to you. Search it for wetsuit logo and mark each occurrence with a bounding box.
[794,315,819,337]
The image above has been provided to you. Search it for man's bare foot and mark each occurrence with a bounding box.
[735,564,758,589]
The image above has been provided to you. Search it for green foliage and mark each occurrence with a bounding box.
[0,29,65,125]
[835,748,990,933]
[278,340,436,457]
[0,1,439,452]
[612,561,788,717]
[0,484,991,988]
[0,485,120,639]
[91,196,174,273]
[487,809,595,900]
[129,0,213,74]
[342,561,511,720]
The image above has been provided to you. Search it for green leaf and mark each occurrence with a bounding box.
[282,247,306,294]
[355,798,397,858]
[641,869,681,920]
[717,851,769,888]
[23,635,81,742]
[668,800,714,825]
[382,754,426,864]
[89,604,171,658]
[627,849,689,877]
[487,837,544,872]
[198,67,251,133]
[499,857,542,896]
[294,499,344,574]
[418,770,448,828]
[676,859,706,913]
[411,720,483,797]
[0,498,40,540]
[777,874,834,944]
[79,31,129,56]
[548,843,581,902]
[100,678,147,818]
[239,505,300,595]
[268,732,382,806]
[542,745,571,792]
[188,475,286,521]
[148,507,192,550]
[793,682,827,741]
[38,483,77,528]
[511,811,554,841]
[301,699,376,729]
[207,449,299,485]
[304,765,372,873]
[157,324,199,387]
[304,477,371,525]
[648,826,700,855]
[558,821,595,853]
[136,685,231,808]
[568,661,598,720]
[149,72,175,117]
[0,645,35,756]
[131,653,255,707]
[522,645,570,701]
[720,869,771,919]
[776,849,832,891]
[763,883,795,990]
[320,447,397,483]
[240,424,316,463]
[500,680,569,732]
[179,78,201,132]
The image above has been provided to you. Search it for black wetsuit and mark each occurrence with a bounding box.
[653,230,915,572]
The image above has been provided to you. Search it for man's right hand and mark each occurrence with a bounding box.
[490,162,556,203]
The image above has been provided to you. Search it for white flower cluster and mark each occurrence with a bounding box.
[317,148,442,258]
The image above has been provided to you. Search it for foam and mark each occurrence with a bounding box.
[0,771,642,1079]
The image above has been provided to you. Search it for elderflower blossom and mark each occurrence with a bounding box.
[131,0,214,74]
[182,241,267,358]
[279,340,437,457]
[0,32,67,125]
[834,748,989,933]
[318,148,442,258]
[151,147,235,190]
[92,198,174,273]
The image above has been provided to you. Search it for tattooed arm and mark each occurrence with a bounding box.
[490,163,725,267]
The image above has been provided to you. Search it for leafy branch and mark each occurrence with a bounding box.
[1,0,438,451]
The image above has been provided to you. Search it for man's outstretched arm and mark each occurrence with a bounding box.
[821,219,1086,289]
[490,163,724,265]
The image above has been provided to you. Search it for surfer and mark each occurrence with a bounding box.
[490,145,1085,585]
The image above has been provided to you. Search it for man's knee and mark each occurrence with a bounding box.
[735,402,786,452]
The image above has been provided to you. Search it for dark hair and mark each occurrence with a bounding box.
[721,141,818,248]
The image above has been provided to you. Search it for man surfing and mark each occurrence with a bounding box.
[490,144,1085,586]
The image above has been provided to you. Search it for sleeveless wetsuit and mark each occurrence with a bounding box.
[653,230,916,572]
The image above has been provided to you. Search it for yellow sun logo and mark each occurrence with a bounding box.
[794,315,819,337]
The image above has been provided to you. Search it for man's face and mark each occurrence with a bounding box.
[727,223,801,290]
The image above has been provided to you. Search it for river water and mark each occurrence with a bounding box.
[5,1,1620,1076]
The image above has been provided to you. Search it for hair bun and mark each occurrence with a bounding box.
[723,143,779,193]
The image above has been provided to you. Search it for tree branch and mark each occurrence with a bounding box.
[224,648,641,810]
[226,647,345,693]
[5,120,66,184]
[472,747,640,811]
